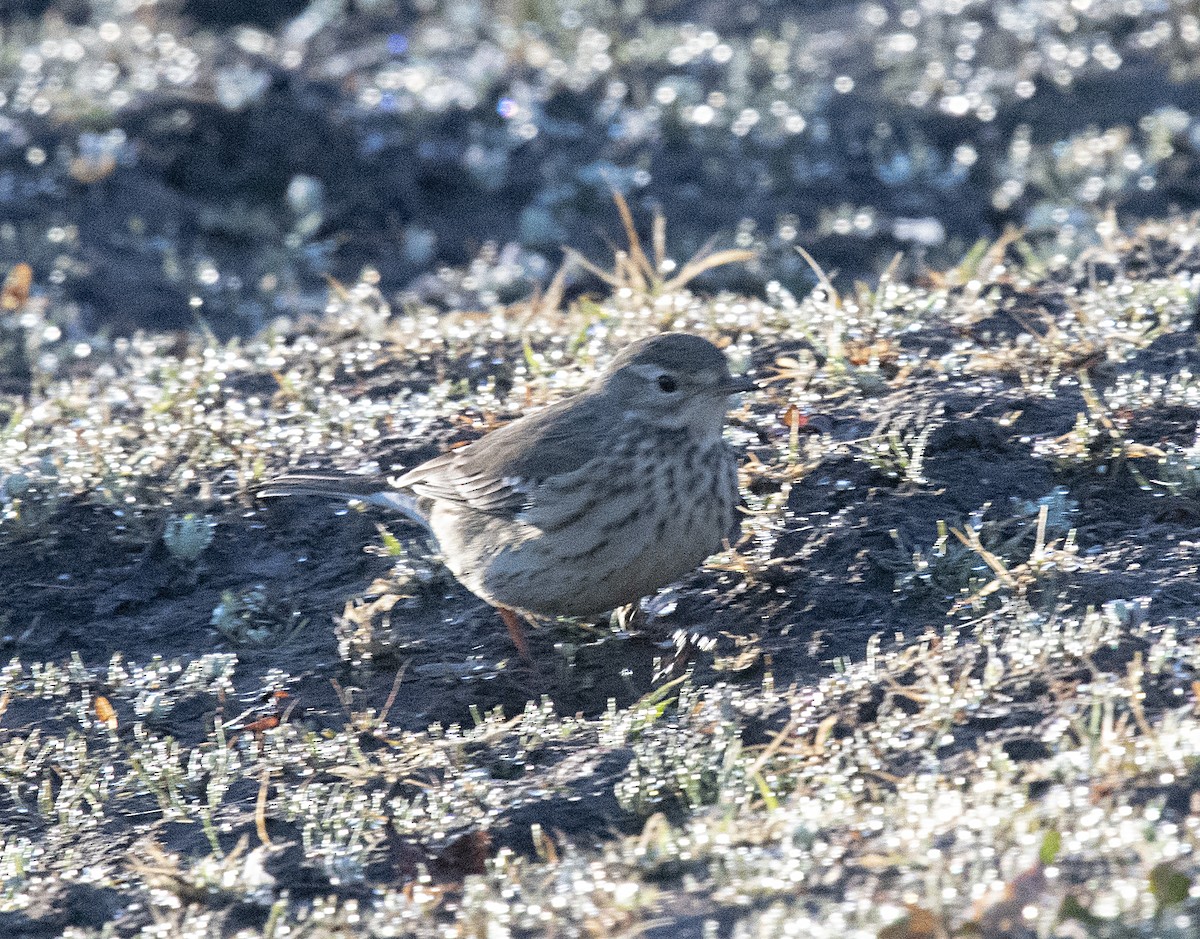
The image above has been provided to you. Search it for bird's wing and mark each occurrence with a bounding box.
[392,392,609,516]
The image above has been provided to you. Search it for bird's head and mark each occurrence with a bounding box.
[597,333,754,435]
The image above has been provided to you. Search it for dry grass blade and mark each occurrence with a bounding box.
[616,249,649,293]
[867,250,904,316]
[951,526,1018,589]
[880,250,904,285]
[795,243,840,305]
[256,766,273,847]
[746,717,797,777]
[663,248,757,292]
[1033,502,1049,564]
[378,660,411,726]
[323,273,350,300]
[980,223,1025,278]
[563,192,755,298]
[609,186,655,284]
[562,246,622,288]
[652,209,667,273]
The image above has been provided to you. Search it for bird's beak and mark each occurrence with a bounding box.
[720,374,757,395]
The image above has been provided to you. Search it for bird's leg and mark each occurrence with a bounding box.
[498,606,532,661]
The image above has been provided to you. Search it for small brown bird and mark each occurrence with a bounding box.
[261,333,753,656]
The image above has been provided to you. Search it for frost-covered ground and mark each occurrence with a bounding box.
[0,212,1199,935]
[4,0,1200,333]
[4,1,1200,937]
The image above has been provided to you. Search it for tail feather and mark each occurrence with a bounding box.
[256,473,431,532]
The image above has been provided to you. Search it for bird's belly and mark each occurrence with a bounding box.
[574,518,718,613]
[468,446,736,616]
[490,518,721,616]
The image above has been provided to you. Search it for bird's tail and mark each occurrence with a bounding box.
[255,473,431,532]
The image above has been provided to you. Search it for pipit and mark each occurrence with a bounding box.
[261,332,754,656]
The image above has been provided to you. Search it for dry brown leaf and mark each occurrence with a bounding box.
[95,695,117,729]
[1,263,32,311]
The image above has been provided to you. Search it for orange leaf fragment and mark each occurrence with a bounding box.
[243,715,280,734]
[779,404,808,430]
[878,904,941,939]
[95,695,118,729]
[1,263,32,311]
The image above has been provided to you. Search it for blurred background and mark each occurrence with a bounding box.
[2,0,1200,336]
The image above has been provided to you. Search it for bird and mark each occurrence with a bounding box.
[259,332,754,658]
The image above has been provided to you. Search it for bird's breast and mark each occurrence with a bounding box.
[458,433,737,616]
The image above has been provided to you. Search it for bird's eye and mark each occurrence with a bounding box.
[657,374,678,393]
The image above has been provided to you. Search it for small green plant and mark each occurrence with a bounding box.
[882,518,988,602]
[856,403,944,485]
[210,587,307,646]
[948,499,1083,612]
[613,681,758,815]
[163,513,215,562]
[879,491,1083,610]
[1012,485,1079,535]
[1151,433,1200,495]
[0,468,60,542]
[1032,374,1165,477]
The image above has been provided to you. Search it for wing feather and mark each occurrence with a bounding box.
[392,392,609,517]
